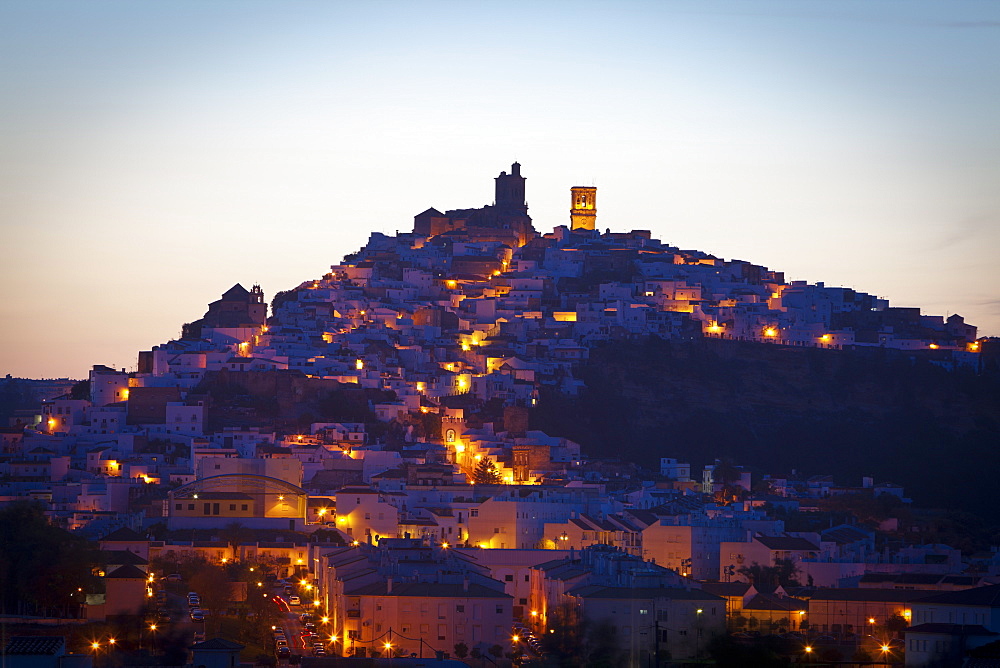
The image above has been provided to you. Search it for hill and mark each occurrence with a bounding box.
[531,336,1000,516]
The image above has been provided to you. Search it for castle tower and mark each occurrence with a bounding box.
[570,186,597,230]
[495,162,527,214]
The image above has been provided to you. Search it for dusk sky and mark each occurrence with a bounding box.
[2,0,998,379]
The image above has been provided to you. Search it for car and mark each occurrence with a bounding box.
[300,612,315,622]
[289,596,301,606]
[312,647,326,656]
[275,640,288,648]
[190,608,205,622]
[167,573,182,581]
[276,647,291,659]
[304,623,317,632]
[193,632,205,643]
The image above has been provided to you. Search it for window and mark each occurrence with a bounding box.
[241,504,248,511]
[470,509,479,517]
[504,575,514,582]
[456,605,465,613]
[496,605,504,614]
[175,504,182,510]
[188,504,194,510]
[230,504,236,511]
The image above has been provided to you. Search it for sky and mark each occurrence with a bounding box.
[1,0,998,379]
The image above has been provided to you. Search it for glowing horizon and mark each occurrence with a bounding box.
[2,1,998,378]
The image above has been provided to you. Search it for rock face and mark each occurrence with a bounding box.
[530,336,1000,514]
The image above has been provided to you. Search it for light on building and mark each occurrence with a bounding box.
[929,343,939,349]
[321,616,329,624]
[763,327,777,338]
[351,540,360,546]
[869,617,875,624]
[820,334,831,342]
[278,495,284,501]
[337,517,346,524]
[530,610,538,617]
[356,359,364,370]
[512,635,519,642]
[441,542,449,548]
[91,642,100,650]
[454,443,465,453]
[461,343,471,352]
[804,646,812,654]
[317,508,327,516]
[696,609,703,614]
[881,644,890,653]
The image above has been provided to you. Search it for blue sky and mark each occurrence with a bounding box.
[2,0,998,378]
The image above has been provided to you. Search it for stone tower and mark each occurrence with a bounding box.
[495,162,527,214]
[570,186,597,230]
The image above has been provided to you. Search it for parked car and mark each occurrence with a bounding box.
[190,608,205,622]
[289,596,301,606]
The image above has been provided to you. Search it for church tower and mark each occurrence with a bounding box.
[570,186,597,230]
[495,162,527,214]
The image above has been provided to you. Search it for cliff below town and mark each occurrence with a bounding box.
[531,336,1000,516]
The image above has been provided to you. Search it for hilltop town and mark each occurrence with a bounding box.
[1,164,997,667]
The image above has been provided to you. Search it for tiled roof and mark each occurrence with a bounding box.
[743,593,807,612]
[806,588,938,603]
[755,536,819,551]
[3,637,65,655]
[103,550,148,565]
[914,584,1000,607]
[105,564,147,579]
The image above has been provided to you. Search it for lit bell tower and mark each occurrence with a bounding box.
[570,186,596,230]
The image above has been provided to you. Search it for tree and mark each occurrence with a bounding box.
[473,457,501,485]
[221,521,248,561]
[0,501,99,616]
[737,558,801,589]
[188,560,232,635]
[453,642,469,659]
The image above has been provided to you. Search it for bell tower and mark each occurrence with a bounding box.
[495,162,527,214]
[570,186,597,230]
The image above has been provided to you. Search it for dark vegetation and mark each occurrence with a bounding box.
[0,501,100,616]
[531,336,1000,521]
